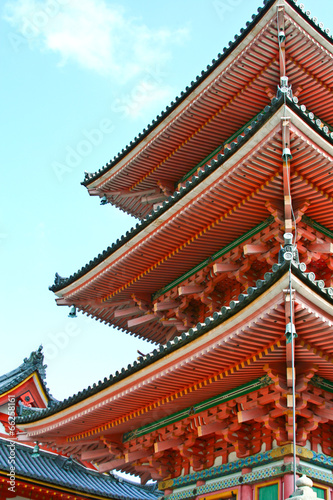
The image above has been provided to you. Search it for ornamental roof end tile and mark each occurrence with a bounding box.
[0,346,57,405]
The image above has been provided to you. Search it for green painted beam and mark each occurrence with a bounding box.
[152,217,274,300]
[178,110,263,186]
[310,375,333,393]
[123,375,272,443]
[302,216,333,240]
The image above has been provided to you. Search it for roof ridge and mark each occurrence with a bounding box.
[0,346,58,405]
[81,0,332,188]
[22,247,333,423]
[81,0,274,187]
[0,437,159,499]
[50,96,333,294]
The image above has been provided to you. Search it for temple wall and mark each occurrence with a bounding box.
[162,455,333,500]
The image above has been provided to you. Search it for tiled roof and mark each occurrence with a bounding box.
[22,259,333,424]
[81,0,332,188]
[0,438,159,500]
[0,346,56,404]
[50,96,333,294]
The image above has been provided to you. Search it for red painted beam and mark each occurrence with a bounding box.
[153,300,179,312]
[213,263,238,273]
[154,438,182,453]
[237,407,267,423]
[98,449,152,473]
[81,447,110,460]
[243,244,269,255]
[178,285,204,295]
[308,242,333,253]
[114,307,143,318]
[98,458,126,473]
[125,449,151,462]
[197,422,227,437]
[127,314,157,328]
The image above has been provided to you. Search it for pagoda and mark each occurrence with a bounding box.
[15,0,333,499]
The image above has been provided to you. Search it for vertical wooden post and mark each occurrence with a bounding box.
[240,484,252,500]
[284,473,295,499]
[281,118,293,233]
[277,6,286,77]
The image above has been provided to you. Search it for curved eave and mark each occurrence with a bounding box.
[51,99,283,294]
[82,0,333,218]
[20,266,293,429]
[82,0,277,188]
[51,100,333,302]
[18,267,333,446]
[0,439,158,500]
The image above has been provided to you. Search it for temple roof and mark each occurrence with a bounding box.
[16,261,333,479]
[0,438,158,500]
[0,346,55,404]
[51,97,333,296]
[81,0,333,218]
[49,96,333,342]
[20,263,333,425]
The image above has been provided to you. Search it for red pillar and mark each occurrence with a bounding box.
[240,468,252,500]
[240,484,252,500]
[283,455,299,499]
[284,473,295,499]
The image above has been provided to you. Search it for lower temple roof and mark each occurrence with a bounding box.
[17,261,333,426]
[0,438,158,500]
[15,259,333,480]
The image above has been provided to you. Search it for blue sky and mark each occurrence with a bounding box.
[1,0,332,401]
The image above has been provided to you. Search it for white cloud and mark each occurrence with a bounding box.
[4,0,189,84]
[112,79,173,120]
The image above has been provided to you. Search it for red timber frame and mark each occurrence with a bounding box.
[0,374,49,433]
[83,0,333,219]
[53,103,333,344]
[17,271,333,484]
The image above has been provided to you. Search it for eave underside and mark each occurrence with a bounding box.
[19,273,333,482]
[55,109,333,343]
[85,5,333,218]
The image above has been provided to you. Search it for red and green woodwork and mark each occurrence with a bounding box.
[0,377,48,432]
[53,100,333,345]
[82,0,333,220]
[17,265,333,498]
[0,347,50,433]
[22,0,333,499]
